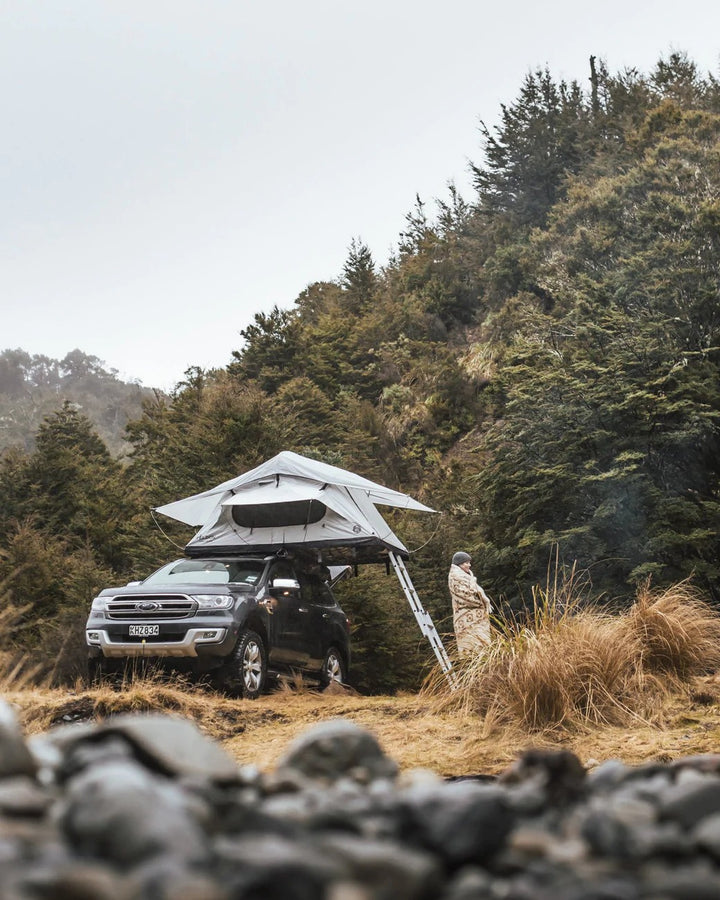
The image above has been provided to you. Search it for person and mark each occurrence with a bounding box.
[448,551,493,656]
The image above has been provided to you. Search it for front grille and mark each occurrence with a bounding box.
[106,595,197,620]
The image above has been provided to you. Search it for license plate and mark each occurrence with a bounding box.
[129,624,159,637]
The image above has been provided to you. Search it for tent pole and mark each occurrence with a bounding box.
[388,552,457,690]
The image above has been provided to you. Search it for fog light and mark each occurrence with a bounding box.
[200,630,218,640]
[86,631,101,644]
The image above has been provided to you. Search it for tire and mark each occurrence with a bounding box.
[320,646,347,687]
[219,630,267,699]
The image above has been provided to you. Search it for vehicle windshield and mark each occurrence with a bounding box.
[143,559,266,586]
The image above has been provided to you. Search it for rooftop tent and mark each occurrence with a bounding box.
[154,451,435,564]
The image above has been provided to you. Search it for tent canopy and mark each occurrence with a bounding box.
[154,451,435,564]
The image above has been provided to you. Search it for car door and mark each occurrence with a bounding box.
[295,570,337,672]
[265,560,310,668]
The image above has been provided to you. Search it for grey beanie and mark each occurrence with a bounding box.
[452,551,471,566]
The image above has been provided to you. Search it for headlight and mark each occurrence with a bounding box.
[90,596,111,611]
[191,595,234,610]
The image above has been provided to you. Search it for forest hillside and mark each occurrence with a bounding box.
[0,348,157,456]
[1,51,719,693]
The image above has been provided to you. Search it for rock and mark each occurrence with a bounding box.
[659,774,720,829]
[8,711,720,898]
[43,713,240,782]
[0,777,53,818]
[213,833,347,899]
[124,857,229,900]
[58,759,211,866]
[693,812,720,860]
[314,832,443,900]
[499,748,586,804]
[399,780,514,868]
[0,701,37,779]
[442,866,494,899]
[274,719,398,784]
[3,861,128,900]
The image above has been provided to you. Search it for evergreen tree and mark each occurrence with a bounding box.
[341,238,376,310]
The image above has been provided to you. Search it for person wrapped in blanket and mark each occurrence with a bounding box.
[448,551,493,656]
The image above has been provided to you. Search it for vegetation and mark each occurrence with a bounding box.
[0,348,157,456]
[2,51,720,693]
[427,574,720,732]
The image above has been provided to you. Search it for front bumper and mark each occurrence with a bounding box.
[86,625,233,658]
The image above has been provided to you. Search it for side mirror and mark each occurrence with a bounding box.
[126,580,142,587]
[271,577,301,595]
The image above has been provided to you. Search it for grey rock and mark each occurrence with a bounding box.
[670,753,720,776]
[0,701,36,779]
[692,812,720,860]
[274,719,398,784]
[400,780,513,868]
[58,759,211,866]
[44,713,240,781]
[214,833,348,899]
[632,820,694,859]
[2,861,128,900]
[10,708,720,899]
[612,772,671,807]
[0,776,53,817]
[585,759,631,792]
[125,857,229,900]
[659,775,720,829]
[315,832,443,900]
[261,779,401,840]
[640,859,720,898]
[441,866,494,899]
[499,749,586,805]
[58,734,136,781]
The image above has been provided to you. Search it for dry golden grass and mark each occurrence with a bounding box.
[622,579,720,678]
[424,576,720,735]
[6,673,720,777]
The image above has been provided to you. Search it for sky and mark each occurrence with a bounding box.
[3,1,720,391]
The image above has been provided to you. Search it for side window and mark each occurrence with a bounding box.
[269,561,296,583]
[314,581,336,607]
[301,573,335,606]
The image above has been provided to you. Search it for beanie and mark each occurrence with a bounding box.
[452,551,471,566]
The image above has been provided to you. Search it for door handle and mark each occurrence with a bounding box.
[297,607,309,613]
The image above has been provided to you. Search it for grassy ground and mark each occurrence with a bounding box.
[6,673,720,777]
[6,579,720,776]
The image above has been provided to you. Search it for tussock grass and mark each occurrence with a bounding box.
[426,574,720,734]
[622,580,720,679]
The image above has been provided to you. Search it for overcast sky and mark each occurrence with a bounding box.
[3,1,719,390]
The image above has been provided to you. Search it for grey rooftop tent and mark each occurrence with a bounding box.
[154,450,435,564]
[154,451,456,685]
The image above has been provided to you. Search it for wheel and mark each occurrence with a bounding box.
[219,630,267,699]
[320,646,347,687]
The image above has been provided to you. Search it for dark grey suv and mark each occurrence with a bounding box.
[85,554,351,698]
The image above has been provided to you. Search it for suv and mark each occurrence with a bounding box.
[85,554,351,698]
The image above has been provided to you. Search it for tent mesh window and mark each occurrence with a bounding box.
[231,499,327,529]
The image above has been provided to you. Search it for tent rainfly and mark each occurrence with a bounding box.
[154,451,456,685]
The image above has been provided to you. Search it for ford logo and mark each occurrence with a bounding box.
[137,601,160,611]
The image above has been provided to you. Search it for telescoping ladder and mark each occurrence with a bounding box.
[388,552,457,690]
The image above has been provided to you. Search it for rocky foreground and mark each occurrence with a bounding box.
[1,702,720,898]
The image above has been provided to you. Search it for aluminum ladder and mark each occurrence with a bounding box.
[388,551,457,689]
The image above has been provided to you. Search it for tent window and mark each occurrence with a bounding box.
[231,499,327,529]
